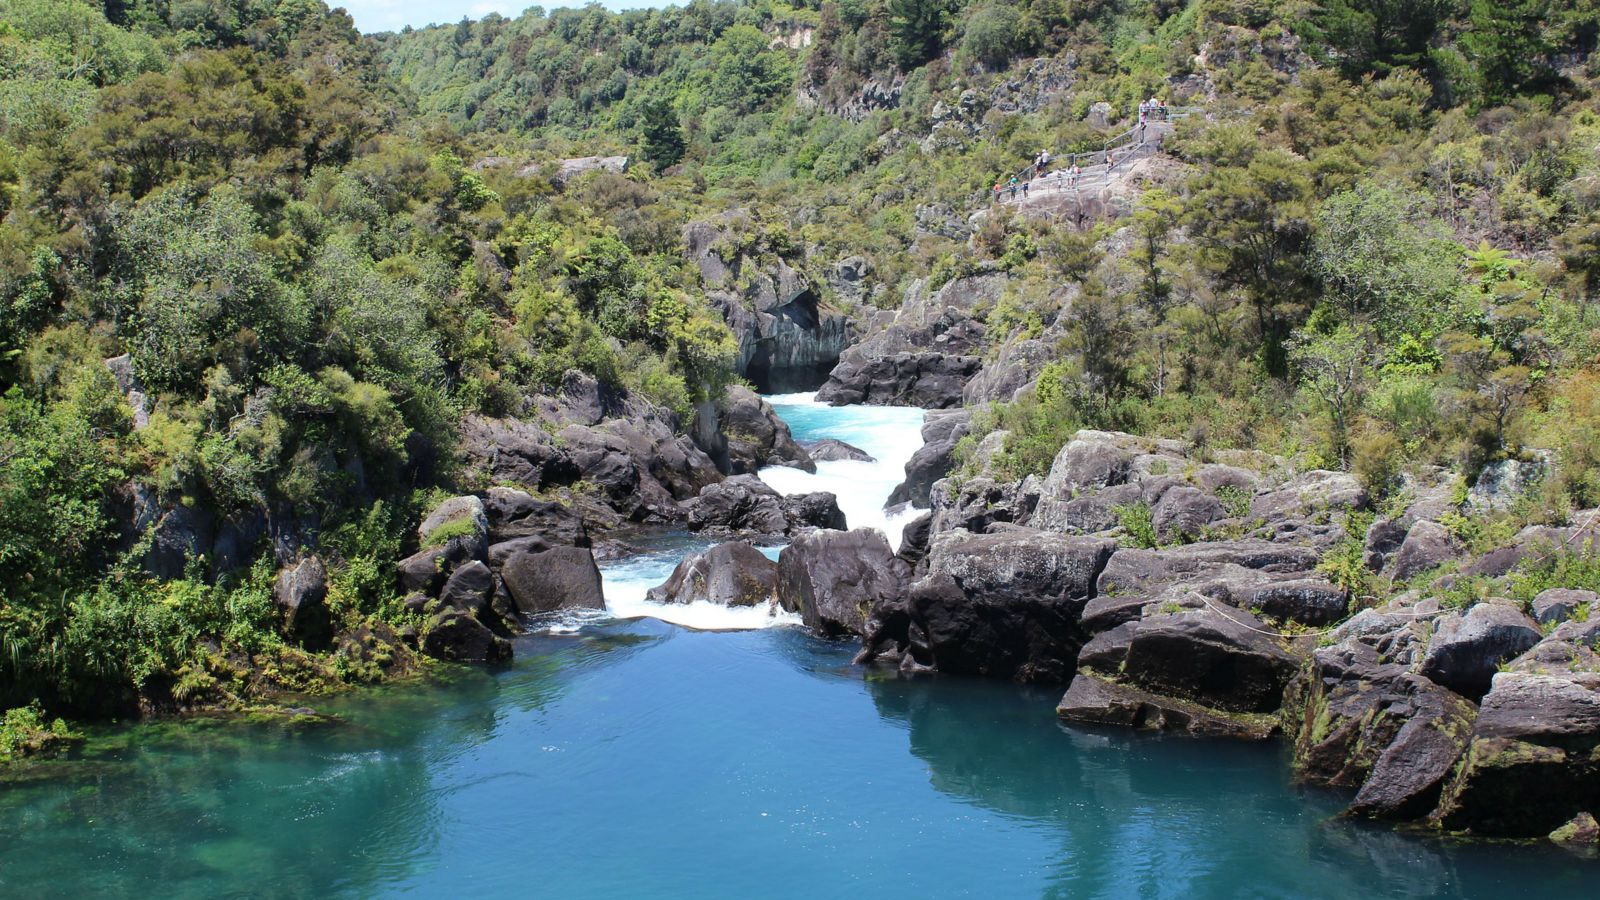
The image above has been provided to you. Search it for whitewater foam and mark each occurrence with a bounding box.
[585,392,927,631]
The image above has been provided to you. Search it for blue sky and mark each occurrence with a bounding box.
[336,1,677,33]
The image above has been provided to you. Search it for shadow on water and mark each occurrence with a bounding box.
[0,626,663,899]
[851,667,1600,900]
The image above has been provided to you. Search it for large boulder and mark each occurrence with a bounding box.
[646,542,778,607]
[422,609,512,663]
[1388,520,1457,583]
[1288,635,1475,819]
[803,438,873,462]
[499,545,606,616]
[777,529,908,637]
[1417,602,1542,699]
[418,496,489,557]
[273,556,331,649]
[1434,672,1600,837]
[684,476,844,535]
[697,385,815,475]
[859,529,1114,682]
[1077,606,1301,714]
[888,410,971,508]
[481,487,589,547]
[438,560,496,620]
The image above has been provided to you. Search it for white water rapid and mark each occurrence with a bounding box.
[594,393,927,631]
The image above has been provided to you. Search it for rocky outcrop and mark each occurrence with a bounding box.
[685,214,849,392]
[888,410,971,507]
[859,528,1114,682]
[684,475,845,536]
[1434,672,1600,837]
[273,556,331,650]
[1056,673,1278,739]
[1417,602,1543,700]
[457,375,722,526]
[646,541,778,607]
[778,528,908,637]
[498,545,606,616]
[815,351,982,408]
[694,384,814,474]
[547,155,628,185]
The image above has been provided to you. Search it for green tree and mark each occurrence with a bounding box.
[1462,0,1556,105]
[888,0,953,71]
[639,96,686,169]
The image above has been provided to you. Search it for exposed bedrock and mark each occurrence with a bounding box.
[685,216,849,393]
[777,528,909,638]
[691,384,814,476]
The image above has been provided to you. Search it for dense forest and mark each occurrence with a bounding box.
[4,0,1600,747]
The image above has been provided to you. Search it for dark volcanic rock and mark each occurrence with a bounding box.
[1056,673,1278,739]
[1532,588,1598,625]
[499,546,606,615]
[699,385,815,474]
[1093,541,1320,599]
[781,491,848,531]
[274,557,331,649]
[1151,486,1225,543]
[438,560,496,619]
[777,528,907,637]
[646,541,778,607]
[803,438,874,462]
[1389,520,1457,582]
[684,476,844,535]
[422,609,511,663]
[1077,607,1301,714]
[860,529,1115,682]
[1434,672,1600,837]
[482,487,589,546]
[1418,603,1542,699]
[888,410,972,507]
[815,351,981,408]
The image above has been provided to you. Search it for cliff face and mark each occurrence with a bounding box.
[685,216,851,393]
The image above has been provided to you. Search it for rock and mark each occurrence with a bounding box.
[684,476,843,535]
[1550,811,1600,847]
[1056,673,1278,739]
[1093,541,1319,600]
[550,154,629,186]
[1077,607,1301,714]
[685,476,790,535]
[498,545,606,616]
[859,529,1115,682]
[781,491,848,531]
[686,214,849,392]
[777,528,907,637]
[1248,470,1369,532]
[395,540,476,596]
[482,487,589,547]
[888,410,971,508]
[1086,100,1114,129]
[815,352,981,408]
[1468,455,1550,512]
[486,536,553,568]
[1233,578,1348,627]
[422,609,512,663]
[927,476,1037,537]
[1434,672,1600,836]
[703,385,815,474]
[273,557,331,649]
[1418,603,1542,699]
[646,541,778,607]
[1533,589,1598,625]
[458,414,580,491]
[897,513,933,569]
[803,438,873,462]
[1034,432,1137,517]
[418,496,489,556]
[1389,520,1457,582]
[1151,486,1225,542]
[438,560,496,619]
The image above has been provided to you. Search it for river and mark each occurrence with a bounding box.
[0,395,1594,898]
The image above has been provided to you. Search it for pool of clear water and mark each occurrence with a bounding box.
[2,395,1594,898]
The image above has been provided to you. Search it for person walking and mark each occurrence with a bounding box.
[1008,176,1018,200]
[1022,179,1029,199]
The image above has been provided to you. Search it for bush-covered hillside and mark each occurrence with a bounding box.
[5,0,1600,723]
